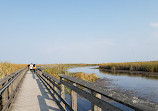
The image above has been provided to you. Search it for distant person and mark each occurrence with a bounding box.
[33,64,36,73]
[30,63,33,72]
[28,65,30,70]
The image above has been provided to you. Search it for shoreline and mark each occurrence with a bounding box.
[98,68,158,77]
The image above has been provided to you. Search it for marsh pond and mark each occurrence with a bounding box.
[67,66,158,111]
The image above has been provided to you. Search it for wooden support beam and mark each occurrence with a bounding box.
[54,82,58,100]
[60,77,65,109]
[71,83,77,111]
[91,91,101,111]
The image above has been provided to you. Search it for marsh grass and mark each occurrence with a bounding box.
[68,72,99,82]
[99,61,158,72]
[0,62,26,78]
[43,64,99,82]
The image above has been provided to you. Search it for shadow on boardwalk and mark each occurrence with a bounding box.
[10,71,63,111]
[34,73,64,111]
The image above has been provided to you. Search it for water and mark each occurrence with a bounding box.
[68,66,158,103]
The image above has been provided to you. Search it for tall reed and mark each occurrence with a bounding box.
[43,64,99,82]
[99,61,158,72]
[0,62,26,78]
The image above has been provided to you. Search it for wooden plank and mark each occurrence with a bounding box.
[54,82,58,100]
[91,91,101,111]
[60,77,65,109]
[71,83,77,111]
[0,94,2,110]
[10,71,60,111]
[60,75,158,111]
[61,80,121,111]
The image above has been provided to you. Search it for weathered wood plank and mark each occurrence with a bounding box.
[54,82,58,100]
[10,71,60,111]
[60,77,65,110]
[71,83,77,111]
[91,91,101,111]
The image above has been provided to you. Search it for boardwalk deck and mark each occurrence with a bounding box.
[10,71,60,111]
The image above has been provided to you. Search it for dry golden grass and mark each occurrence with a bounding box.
[43,64,99,82]
[0,62,26,78]
[99,61,158,72]
[69,72,99,82]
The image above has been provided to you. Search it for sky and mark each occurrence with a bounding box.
[0,0,158,64]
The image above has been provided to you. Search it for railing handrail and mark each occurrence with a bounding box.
[37,68,60,84]
[36,69,72,111]
[36,68,158,111]
[0,67,27,111]
[0,68,24,85]
[60,74,158,111]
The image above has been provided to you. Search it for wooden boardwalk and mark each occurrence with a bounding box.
[1,68,157,111]
[10,71,61,111]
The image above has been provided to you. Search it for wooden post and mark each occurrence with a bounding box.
[0,85,3,110]
[50,79,54,92]
[71,82,77,111]
[47,77,51,89]
[9,83,13,98]
[54,82,58,100]
[91,91,101,111]
[6,80,10,100]
[60,77,65,109]
[2,81,9,107]
[0,95,2,110]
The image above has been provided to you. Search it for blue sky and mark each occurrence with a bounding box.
[0,0,158,64]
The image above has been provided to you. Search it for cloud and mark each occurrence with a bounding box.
[149,22,158,28]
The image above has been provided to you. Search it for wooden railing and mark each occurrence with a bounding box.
[0,67,27,111]
[36,69,158,111]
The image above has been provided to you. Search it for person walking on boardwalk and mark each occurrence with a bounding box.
[33,64,36,73]
[28,64,30,70]
[30,63,33,72]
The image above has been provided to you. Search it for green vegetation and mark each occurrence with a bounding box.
[0,62,26,78]
[99,61,158,72]
[43,64,99,82]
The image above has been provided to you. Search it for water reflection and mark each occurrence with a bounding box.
[99,69,158,80]
[68,66,158,103]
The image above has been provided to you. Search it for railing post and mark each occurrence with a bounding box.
[60,77,65,109]
[2,81,9,107]
[54,82,58,100]
[71,82,77,111]
[91,91,101,111]
[0,85,3,110]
